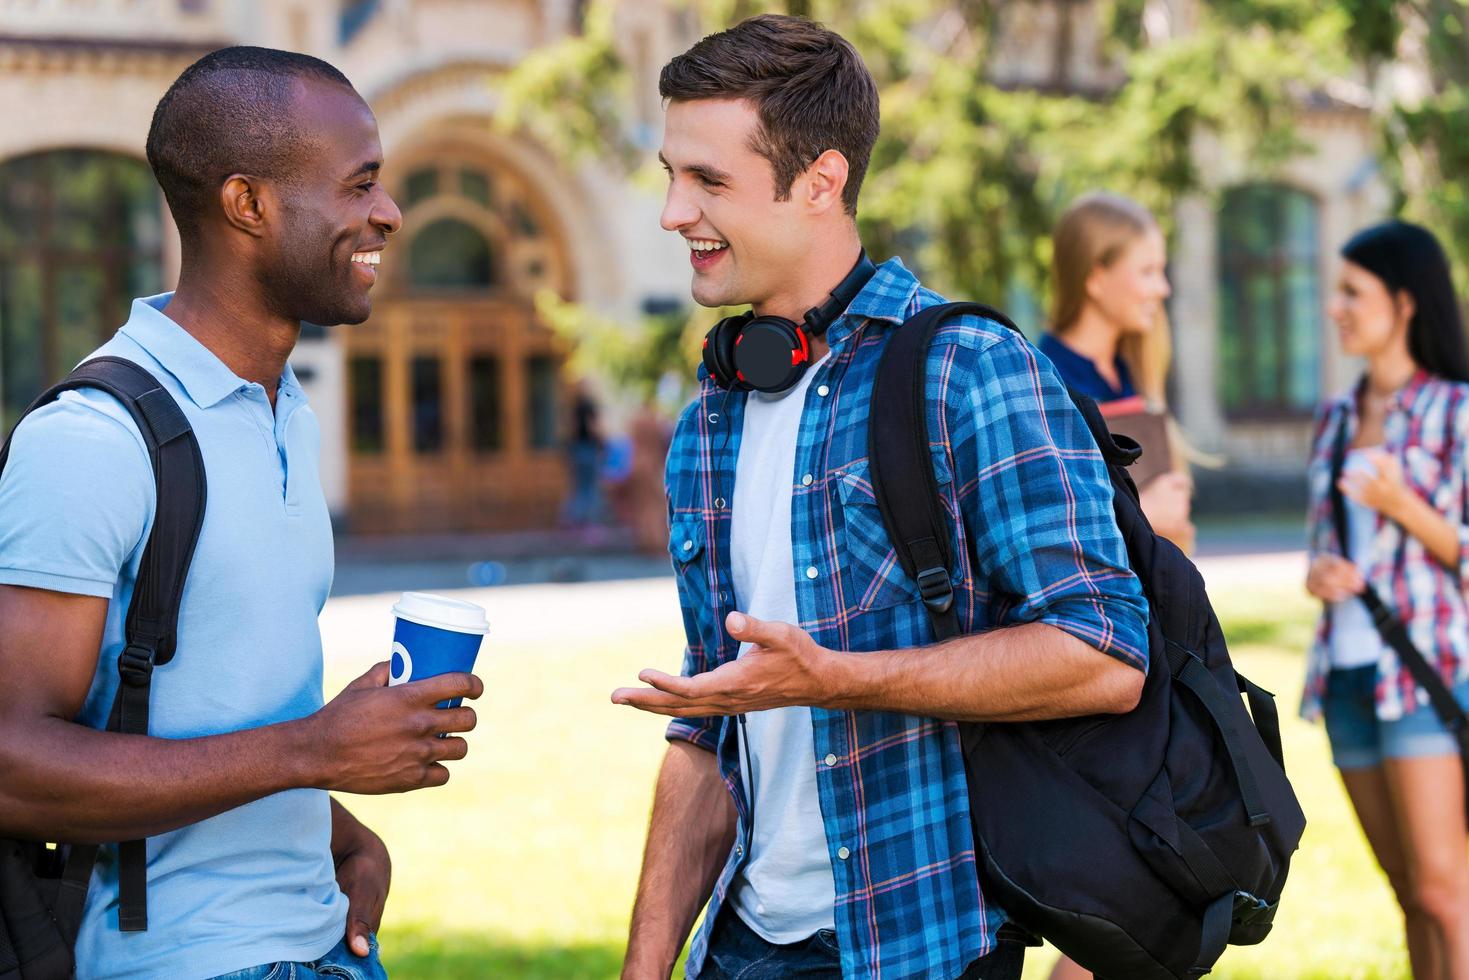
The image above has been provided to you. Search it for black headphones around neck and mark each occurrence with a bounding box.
[701,250,877,394]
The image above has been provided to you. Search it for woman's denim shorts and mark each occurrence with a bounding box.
[1323,665,1469,770]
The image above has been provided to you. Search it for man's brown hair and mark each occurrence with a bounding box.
[659,14,879,216]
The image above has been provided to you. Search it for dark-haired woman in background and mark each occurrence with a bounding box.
[1303,221,1469,979]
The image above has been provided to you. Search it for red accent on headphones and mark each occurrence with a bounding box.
[792,329,810,366]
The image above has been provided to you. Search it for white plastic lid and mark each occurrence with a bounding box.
[392,592,490,635]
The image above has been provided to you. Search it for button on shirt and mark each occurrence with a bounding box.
[664,258,1149,980]
[0,294,346,979]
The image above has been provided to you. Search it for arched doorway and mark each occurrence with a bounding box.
[343,149,573,533]
[0,150,165,429]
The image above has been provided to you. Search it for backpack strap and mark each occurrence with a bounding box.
[875,304,1294,972]
[1328,415,1469,816]
[1165,642,1272,827]
[870,302,1020,642]
[1237,672,1284,770]
[0,356,207,934]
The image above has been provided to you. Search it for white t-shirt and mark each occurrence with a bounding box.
[727,356,836,943]
[1329,448,1390,669]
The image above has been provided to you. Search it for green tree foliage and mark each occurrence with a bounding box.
[503,0,1364,401]
[535,288,723,413]
[1334,0,1469,287]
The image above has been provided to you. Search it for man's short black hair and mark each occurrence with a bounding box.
[146,46,356,242]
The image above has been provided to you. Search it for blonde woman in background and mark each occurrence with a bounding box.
[1038,191,1195,555]
[1041,192,1192,980]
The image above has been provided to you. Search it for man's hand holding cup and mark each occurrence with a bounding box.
[303,592,490,794]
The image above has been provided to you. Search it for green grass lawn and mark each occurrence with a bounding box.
[329,581,1411,979]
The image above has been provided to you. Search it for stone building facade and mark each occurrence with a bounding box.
[992,0,1389,512]
[0,0,1390,531]
[0,0,694,532]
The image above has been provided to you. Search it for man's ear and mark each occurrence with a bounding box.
[218,174,270,238]
[801,149,850,215]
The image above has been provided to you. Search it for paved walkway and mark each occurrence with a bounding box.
[329,515,1308,598]
[321,549,1309,667]
[1194,549,1306,591]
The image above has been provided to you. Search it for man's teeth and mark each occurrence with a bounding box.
[351,252,382,266]
[688,239,728,253]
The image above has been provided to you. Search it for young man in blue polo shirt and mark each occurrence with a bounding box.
[0,48,480,979]
[613,16,1151,980]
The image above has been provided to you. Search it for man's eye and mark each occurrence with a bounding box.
[699,175,722,188]
[357,181,376,193]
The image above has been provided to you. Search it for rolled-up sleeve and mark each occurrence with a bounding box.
[943,325,1150,670]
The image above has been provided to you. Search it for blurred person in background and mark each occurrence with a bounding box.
[601,400,674,555]
[629,401,674,554]
[1303,220,1469,980]
[1041,192,1196,980]
[562,379,607,531]
[1039,192,1196,556]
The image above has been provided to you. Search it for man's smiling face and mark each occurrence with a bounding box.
[259,78,403,326]
[658,98,809,312]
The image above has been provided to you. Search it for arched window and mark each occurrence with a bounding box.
[0,150,164,429]
[1216,183,1322,417]
[407,217,495,290]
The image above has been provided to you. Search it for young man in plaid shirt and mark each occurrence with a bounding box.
[613,15,1151,980]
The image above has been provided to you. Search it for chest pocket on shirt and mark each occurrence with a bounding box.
[669,515,712,610]
[836,449,957,612]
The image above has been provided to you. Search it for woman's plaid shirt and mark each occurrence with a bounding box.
[661,258,1150,979]
[1302,370,1469,722]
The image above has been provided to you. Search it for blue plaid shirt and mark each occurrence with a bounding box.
[664,258,1149,980]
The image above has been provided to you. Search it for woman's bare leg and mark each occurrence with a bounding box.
[1341,765,1439,978]
[1384,754,1469,979]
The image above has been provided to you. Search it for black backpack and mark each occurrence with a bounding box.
[868,303,1306,980]
[0,357,205,980]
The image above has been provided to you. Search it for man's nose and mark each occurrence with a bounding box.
[661,184,697,233]
[373,187,404,237]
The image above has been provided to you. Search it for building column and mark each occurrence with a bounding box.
[1318,154,1389,397]
[1171,192,1226,452]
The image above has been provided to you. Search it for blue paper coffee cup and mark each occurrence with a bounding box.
[388,592,489,708]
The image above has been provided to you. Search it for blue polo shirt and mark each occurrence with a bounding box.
[0,294,347,978]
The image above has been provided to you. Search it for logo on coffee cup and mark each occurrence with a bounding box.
[389,641,413,685]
